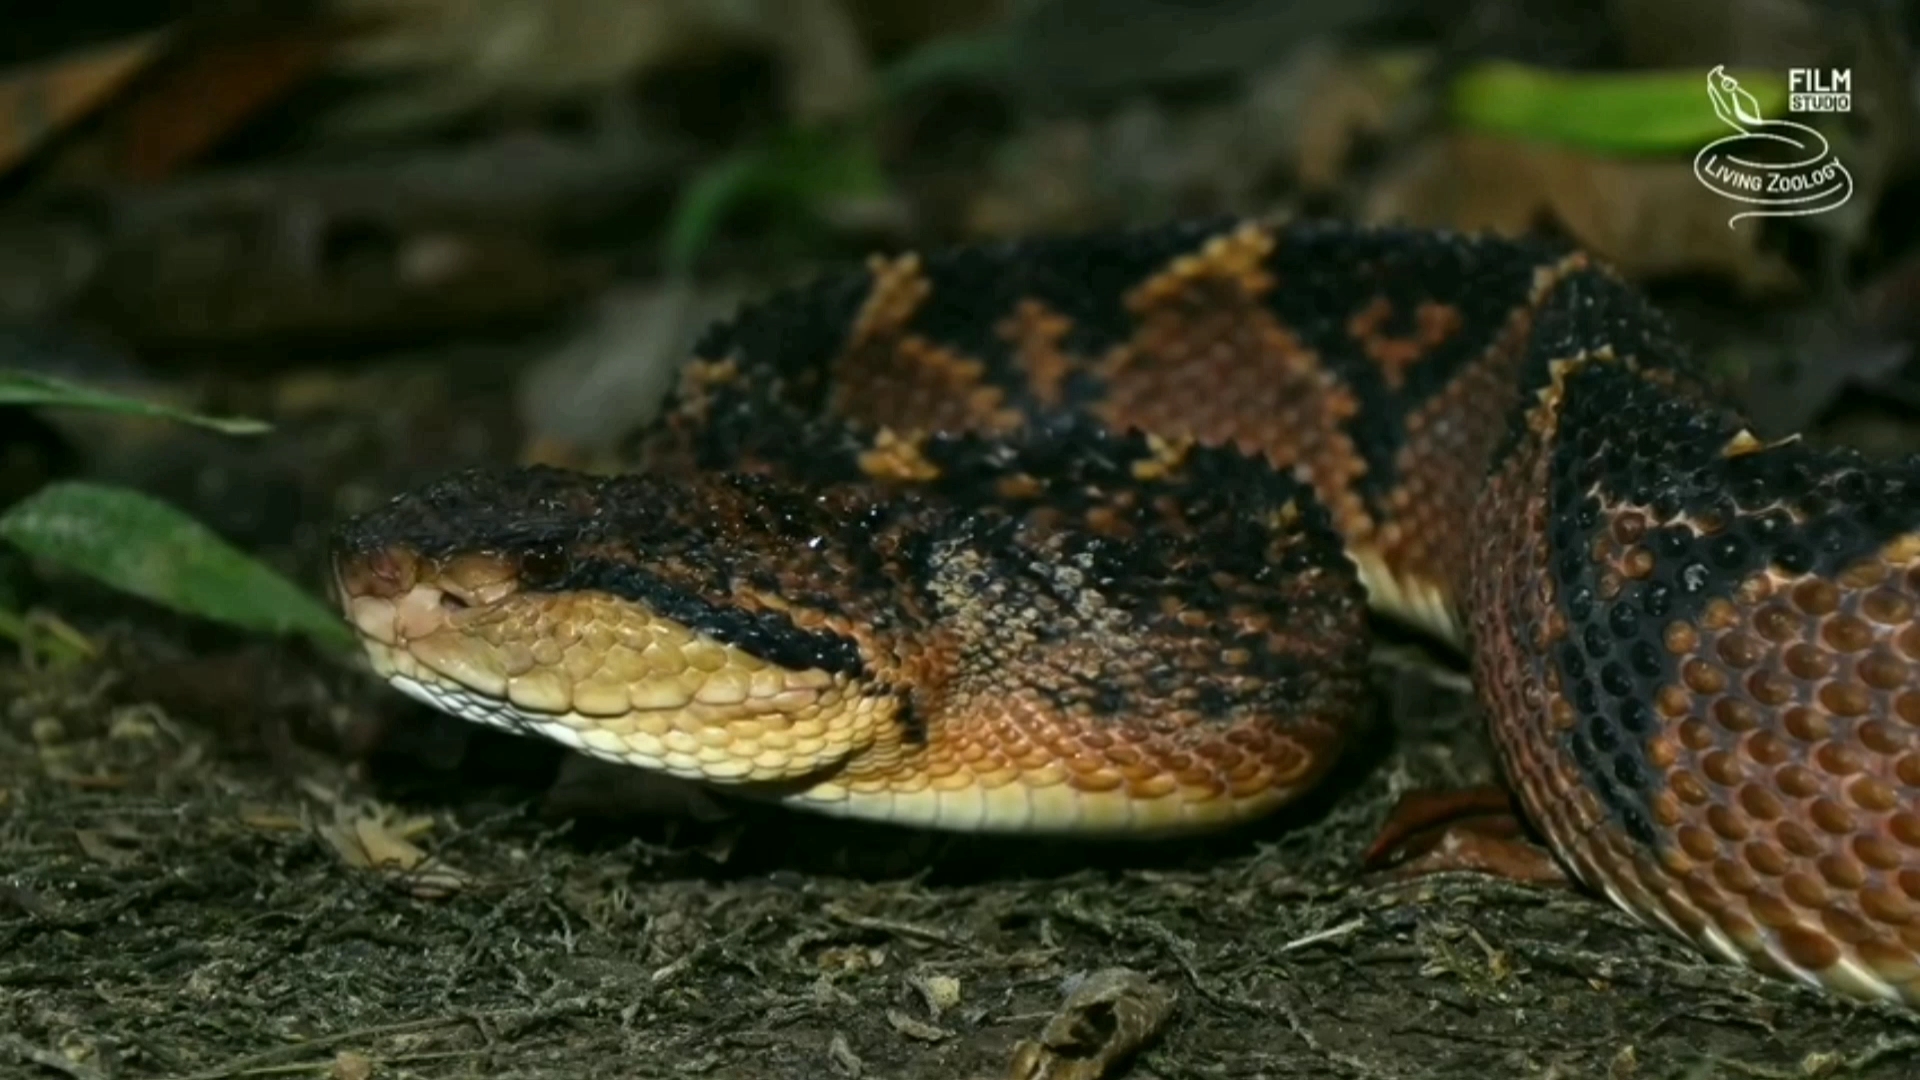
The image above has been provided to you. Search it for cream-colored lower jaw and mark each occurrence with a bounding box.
[357,638,1298,838]
[360,636,869,785]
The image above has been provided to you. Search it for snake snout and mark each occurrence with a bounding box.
[332,540,526,645]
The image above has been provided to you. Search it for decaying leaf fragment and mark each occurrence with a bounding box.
[1005,968,1176,1080]
[317,804,474,898]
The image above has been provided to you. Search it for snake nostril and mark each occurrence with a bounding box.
[355,547,419,596]
[439,590,471,612]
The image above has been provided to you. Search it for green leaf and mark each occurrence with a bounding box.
[664,21,1003,275]
[662,125,888,275]
[0,482,354,652]
[663,145,783,275]
[1451,62,1787,154]
[0,368,272,435]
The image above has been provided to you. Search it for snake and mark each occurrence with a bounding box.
[331,219,1920,1007]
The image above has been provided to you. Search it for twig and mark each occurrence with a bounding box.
[154,1016,473,1080]
[1279,917,1367,953]
[824,902,966,947]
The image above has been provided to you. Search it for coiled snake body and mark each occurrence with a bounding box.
[333,220,1920,1006]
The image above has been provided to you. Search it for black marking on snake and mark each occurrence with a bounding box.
[1258,223,1557,517]
[511,543,571,588]
[569,410,1357,731]
[1488,266,1707,475]
[671,219,1582,555]
[898,695,928,745]
[900,220,1236,411]
[674,226,1238,425]
[1544,357,1920,848]
[553,558,869,680]
[687,265,872,412]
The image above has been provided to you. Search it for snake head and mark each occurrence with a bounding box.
[328,464,913,790]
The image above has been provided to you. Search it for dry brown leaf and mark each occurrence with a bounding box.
[1294,53,1400,192]
[1364,132,1799,294]
[317,804,474,898]
[0,32,169,176]
[72,824,144,867]
[1005,968,1176,1080]
[330,1050,374,1080]
[47,21,348,185]
[885,1008,951,1042]
[324,0,802,133]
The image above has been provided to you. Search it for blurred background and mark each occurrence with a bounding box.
[1,0,1917,522]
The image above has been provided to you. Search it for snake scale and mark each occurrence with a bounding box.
[332,219,1920,1007]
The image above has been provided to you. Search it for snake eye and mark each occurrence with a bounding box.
[519,545,570,587]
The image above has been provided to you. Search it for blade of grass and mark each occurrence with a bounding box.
[0,481,353,652]
[661,22,991,275]
[0,368,271,435]
[662,145,781,276]
[662,126,887,275]
[875,28,1013,100]
[0,607,95,664]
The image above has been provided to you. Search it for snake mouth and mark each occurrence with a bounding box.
[334,545,515,646]
[332,544,520,701]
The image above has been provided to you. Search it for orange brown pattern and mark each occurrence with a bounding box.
[1369,255,1589,632]
[997,298,1078,409]
[1612,544,1920,998]
[1089,223,1375,568]
[833,252,1027,436]
[1473,339,1920,1005]
[1346,295,1465,390]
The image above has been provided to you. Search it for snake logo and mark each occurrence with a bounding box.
[1692,65,1853,227]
